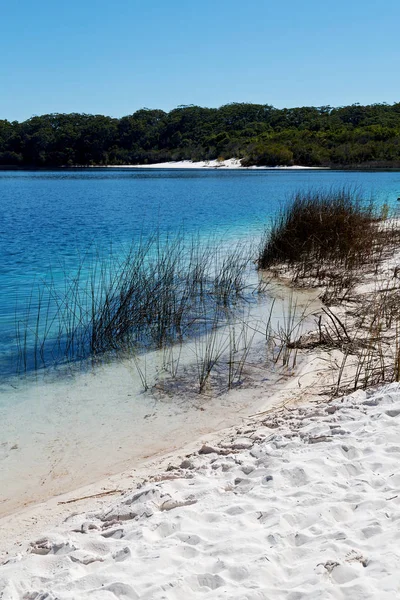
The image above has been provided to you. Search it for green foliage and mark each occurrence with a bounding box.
[2,102,400,168]
[242,142,293,166]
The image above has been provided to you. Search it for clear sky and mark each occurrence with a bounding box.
[1,0,399,122]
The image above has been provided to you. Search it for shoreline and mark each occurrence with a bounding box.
[0,280,321,521]
[2,379,400,597]
[3,160,400,171]
[2,219,400,595]
[0,159,328,171]
[101,159,326,170]
[0,349,324,556]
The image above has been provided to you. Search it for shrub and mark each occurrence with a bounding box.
[258,188,377,270]
[242,143,294,167]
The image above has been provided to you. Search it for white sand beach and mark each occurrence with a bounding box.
[107,159,325,170]
[1,383,400,598]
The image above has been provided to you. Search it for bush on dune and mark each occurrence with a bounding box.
[258,188,377,271]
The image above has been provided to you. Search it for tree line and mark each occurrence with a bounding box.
[1,102,400,168]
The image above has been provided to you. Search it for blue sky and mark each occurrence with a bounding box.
[1,0,399,122]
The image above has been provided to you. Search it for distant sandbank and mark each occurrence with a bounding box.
[104,158,326,170]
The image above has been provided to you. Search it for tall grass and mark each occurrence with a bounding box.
[15,233,254,380]
[331,282,400,396]
[258,187,376,274]
[256,187,400,397]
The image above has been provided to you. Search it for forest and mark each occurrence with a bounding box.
[1,102,400,168]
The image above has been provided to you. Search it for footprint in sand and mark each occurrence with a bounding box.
[345,549,369,567]
[197,573,226,590]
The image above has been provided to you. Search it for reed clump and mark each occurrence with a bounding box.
[258,188,377,274]
[330,277,400,395]
[256,187,400,398]
[15,233,255,385]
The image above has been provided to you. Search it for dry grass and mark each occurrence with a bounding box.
[258,187,400,397]
[259,188,376,269]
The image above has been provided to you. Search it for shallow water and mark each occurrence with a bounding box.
[0,279,321,516]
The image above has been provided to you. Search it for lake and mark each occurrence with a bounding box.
[1,167,400,379]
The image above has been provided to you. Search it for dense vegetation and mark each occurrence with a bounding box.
[1,102,400,168]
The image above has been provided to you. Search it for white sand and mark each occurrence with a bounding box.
[1,383,400,598]
[106,159,325,170]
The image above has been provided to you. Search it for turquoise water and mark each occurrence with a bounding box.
[1,168,400,378]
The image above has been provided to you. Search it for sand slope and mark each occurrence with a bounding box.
[2,383,400,599]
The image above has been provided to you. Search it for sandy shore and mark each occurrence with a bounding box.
[104,159,325,170]
[1,383,400,598]
[0,284,321,520]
